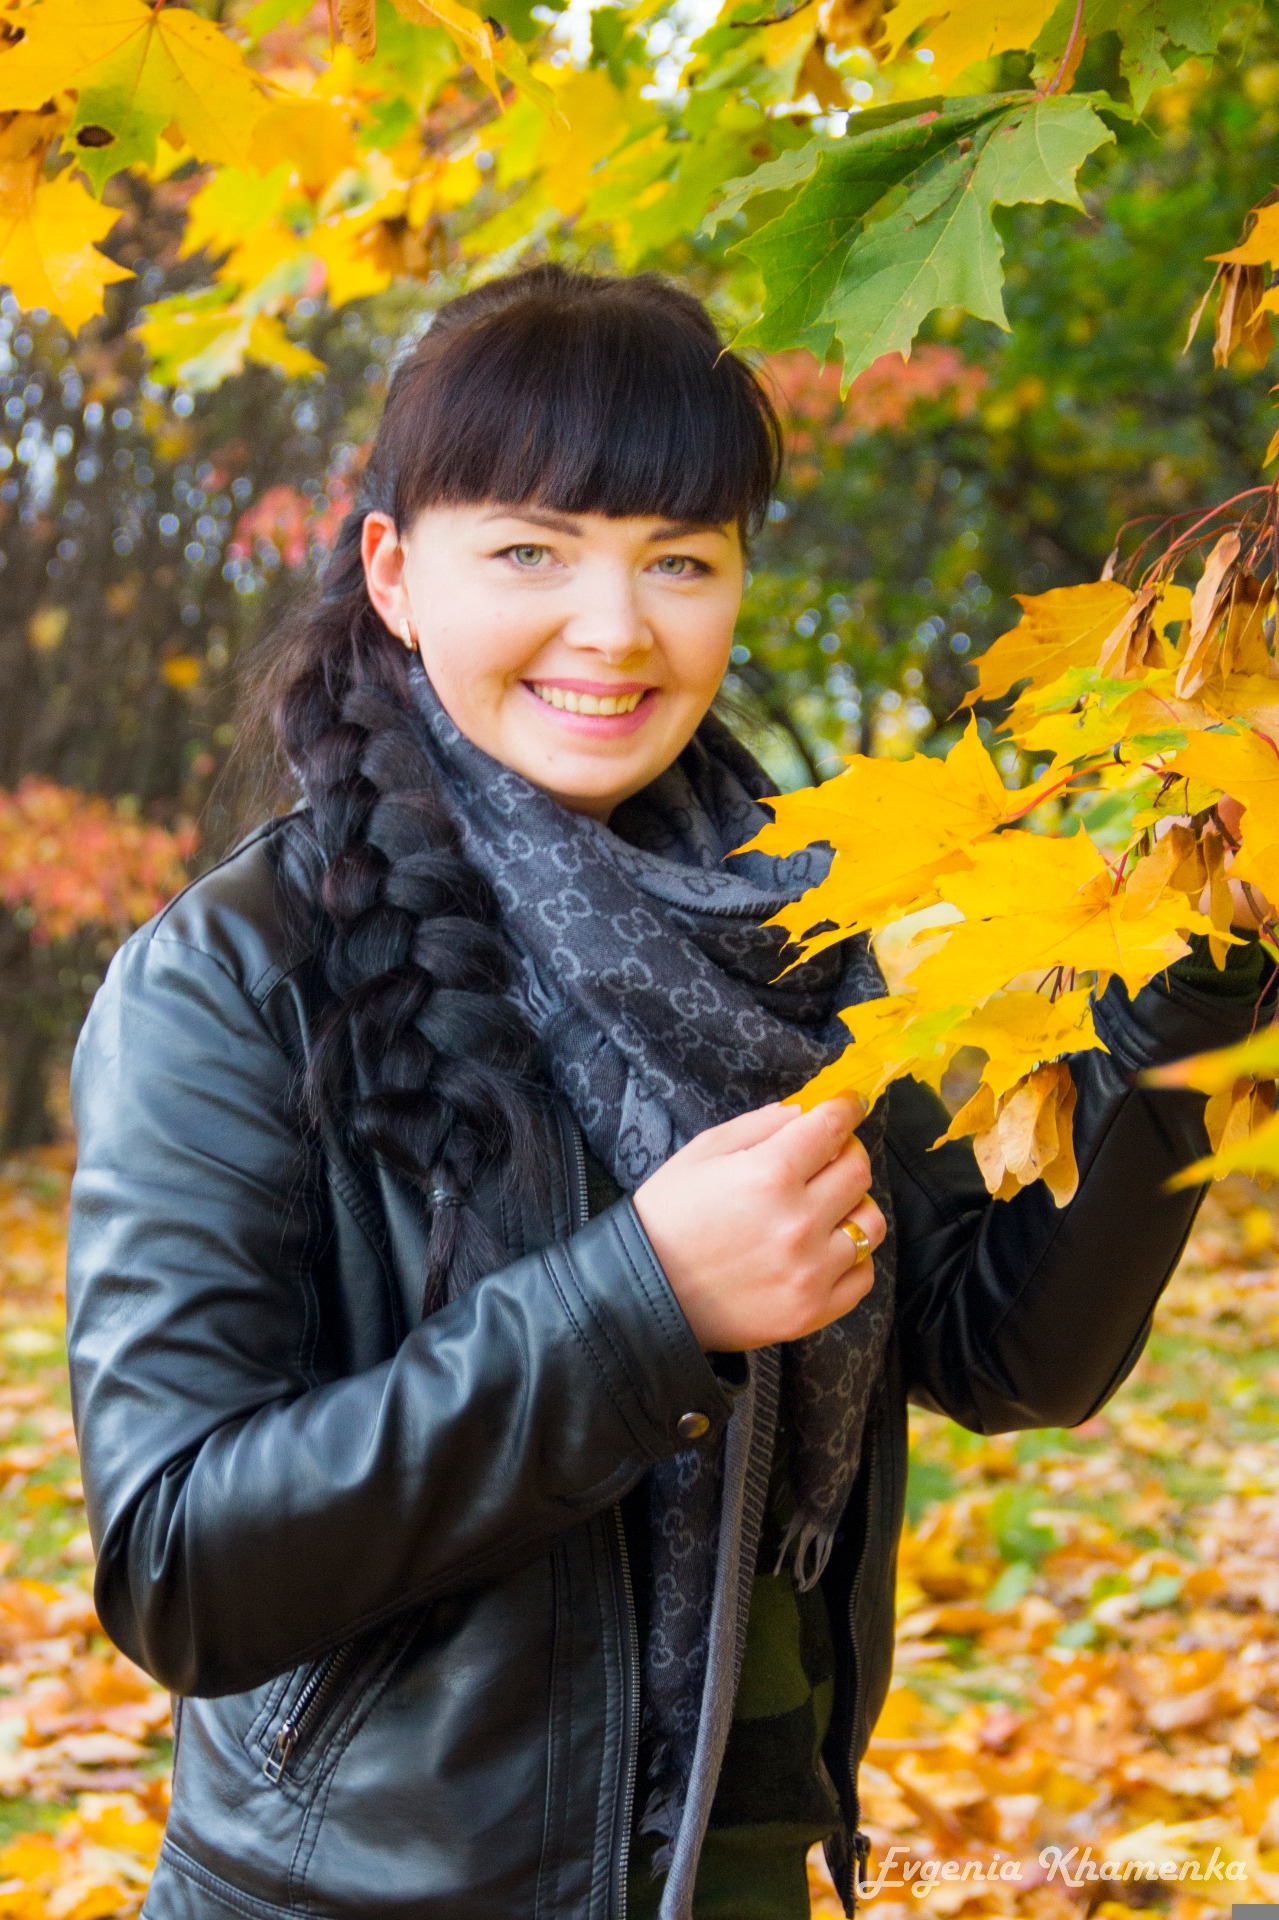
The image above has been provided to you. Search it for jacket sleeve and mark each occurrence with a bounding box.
[66,923,731,1699]
[887,965,1265,1435]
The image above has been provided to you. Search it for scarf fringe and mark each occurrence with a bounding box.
[774,1512,836,1593]
[638,1782,683,1875]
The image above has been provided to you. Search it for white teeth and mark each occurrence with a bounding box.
[530,684,645,716]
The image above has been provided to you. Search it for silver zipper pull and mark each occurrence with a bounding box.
[263,1724,298,1783]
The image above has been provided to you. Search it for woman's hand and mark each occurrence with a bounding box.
[632,1096,884,1353]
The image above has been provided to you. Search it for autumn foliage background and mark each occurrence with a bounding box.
[2,0,1279,1911]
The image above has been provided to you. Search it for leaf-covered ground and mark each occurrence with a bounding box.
[812,1176,1279,1920]
[0,1145,1277,1913]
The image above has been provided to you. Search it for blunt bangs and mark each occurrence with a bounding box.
[377,267,782,539]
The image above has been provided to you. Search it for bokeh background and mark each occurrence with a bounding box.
[2,9,1279,1914]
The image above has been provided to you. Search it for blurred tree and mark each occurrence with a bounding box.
[5,9,1279,1137]
[0,778,193,1146]
[735,15,1279,779]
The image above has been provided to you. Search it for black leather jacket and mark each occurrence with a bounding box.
[66,814,1252,1920]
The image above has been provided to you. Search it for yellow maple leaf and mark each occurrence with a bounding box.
[1120,822,1204,920]
[1209,202,1279,267]
[1208,673,1279,736]
[0,0,273,171]
[248,98,355,198]
[877,0,1059,86]
[534,68,635,217]
[747,720,1052,955]
[1143,1029,1278,1170]
[791,986,1102,1157]
[1145,1025,1279,1096]
[1166,728,1279,909]
[337,0,377,60]
[949,1059,1080,1204]
[969,581,1136,707]
[911,828,1203,1002]
[308,215,393,307]
[792,993,954,1110]
[390,0,500,100]
[1165,1103,1279,1187]
[1015,699,1131,771]
[947,986,1103,1100]
[179,163,289,262]
[0,150,130,331]
[1174,531,1244,698]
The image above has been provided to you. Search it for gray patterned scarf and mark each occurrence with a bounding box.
[406,664,895,1867]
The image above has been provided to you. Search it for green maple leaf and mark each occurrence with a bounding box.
[735,96,1012,357]
[1033,0,1255,111]
[739,94,1113,389]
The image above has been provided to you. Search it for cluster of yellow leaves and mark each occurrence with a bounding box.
[0,0,560,356]
[754,528,1279,1202]
[804,1182,1279,1918]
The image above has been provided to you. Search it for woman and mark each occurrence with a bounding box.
[66,266,1266,1920]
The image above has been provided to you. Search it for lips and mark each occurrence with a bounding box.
[527,682,648,717]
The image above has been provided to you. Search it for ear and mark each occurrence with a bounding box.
[362,512,414,645]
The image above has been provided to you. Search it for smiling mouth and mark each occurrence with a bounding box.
[527,683,650,716]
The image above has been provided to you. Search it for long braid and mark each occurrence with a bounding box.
[273,514,549,1311]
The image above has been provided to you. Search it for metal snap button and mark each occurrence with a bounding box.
[677,1411,710,1442]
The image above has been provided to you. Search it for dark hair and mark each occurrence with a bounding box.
[247,265,782,1306]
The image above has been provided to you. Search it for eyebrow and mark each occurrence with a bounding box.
[482,506,729,541]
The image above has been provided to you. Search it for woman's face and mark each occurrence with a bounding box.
[362,503,745,821]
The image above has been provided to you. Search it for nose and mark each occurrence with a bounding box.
[561,561,653,664]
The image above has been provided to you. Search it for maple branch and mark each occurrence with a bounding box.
[1039,0,1085,98]
[729,0,812,26]
[1003,763,1094,823]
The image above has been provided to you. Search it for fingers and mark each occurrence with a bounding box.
[678,1102,799,1163]
[806,1133,872,1223]
[822,1243,879,1323]
[752,1096,865,1185]
[829,1195,885,1272]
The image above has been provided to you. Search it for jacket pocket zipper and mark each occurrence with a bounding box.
[264,1643,357,1784]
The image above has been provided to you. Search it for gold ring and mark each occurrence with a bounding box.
[839,1215,872,1263]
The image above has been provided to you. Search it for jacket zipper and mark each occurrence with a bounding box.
[567,1116,588,1233]
[264,1643,357,1784]
[613,1504,639,1920]
[565,1113,637,1920]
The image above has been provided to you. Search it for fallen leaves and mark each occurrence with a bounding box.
[0,1140,171,1918]
[809,1179,1279,1918]
[0,1110,1273,1917]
